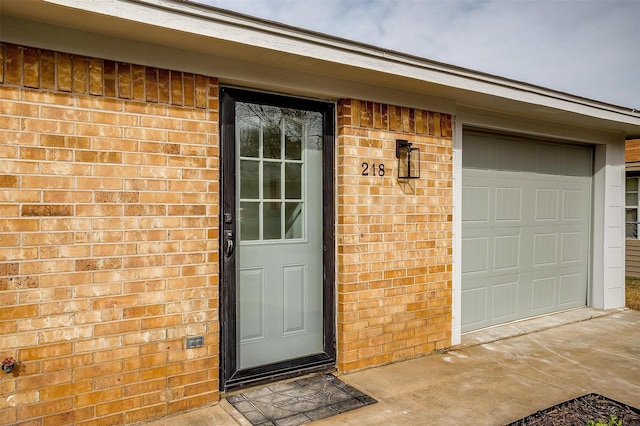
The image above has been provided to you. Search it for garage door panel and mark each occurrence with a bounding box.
[562,145,593,177]
[529,268,586,313]
[462,132,591,332]
[462,134,493,169]
[462,272,519,289]
[461,237,489,274]
[461,287,487,330]
[536,143,563,174]
[462,273,520,332]
[493,235,519,270]
[535,189,559,220]
[533,233,558,266]
[536,143,590,177]
[526,225,587,268]
[463,228,522,276]
[531,276,557,312]
[462,185,489,222]
[563,189,589,220]
[495,187,522,221]
[559,273,586,306]
[496,137,524,171]
[492,281,518,321]
[561,231,585,263]
[463,174,526,226]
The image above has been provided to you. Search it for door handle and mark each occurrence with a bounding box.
[225,231,234,258]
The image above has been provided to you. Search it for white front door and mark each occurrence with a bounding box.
[235,102,324,369]
[220,89,335,390]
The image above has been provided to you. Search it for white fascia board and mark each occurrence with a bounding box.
[457,106,623,145]
[0,15,456,115]
[39,0,640,128]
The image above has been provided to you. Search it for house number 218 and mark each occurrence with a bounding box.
[361,162,385,177]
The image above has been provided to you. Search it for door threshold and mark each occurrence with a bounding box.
[222,353,335,393]
[222,367,337,398]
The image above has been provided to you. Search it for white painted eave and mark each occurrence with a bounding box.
[2,0,640,138]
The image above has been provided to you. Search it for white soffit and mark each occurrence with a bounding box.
[2,0,640,137]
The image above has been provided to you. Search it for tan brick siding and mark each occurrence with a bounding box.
[0,41,455,424]
[0,43,219,425]
[336,100,453,372]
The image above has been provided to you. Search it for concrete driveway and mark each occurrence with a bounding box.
[143,308,640,425]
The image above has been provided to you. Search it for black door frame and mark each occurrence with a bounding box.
[219,87,336,392]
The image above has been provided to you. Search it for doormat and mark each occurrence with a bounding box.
[506,393,640,425]
[227,374,377,426]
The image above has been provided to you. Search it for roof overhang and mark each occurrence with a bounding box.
[2,0,640,138]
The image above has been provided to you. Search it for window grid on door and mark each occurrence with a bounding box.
[237,102,305,242]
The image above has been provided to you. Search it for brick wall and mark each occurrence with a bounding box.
[0,43,220,425]
[0,41,454,423]
[336,100,453,372]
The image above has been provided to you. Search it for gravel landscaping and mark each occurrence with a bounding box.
[507,394,640,425]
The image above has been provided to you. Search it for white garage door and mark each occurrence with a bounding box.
[461,131,592,332]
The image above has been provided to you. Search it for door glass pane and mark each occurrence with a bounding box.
[238,114,259,158]
[285,163,302,199]
[627,178,638,191]
[264,122,281,159]
[240,160,259,199]
[285,120,303,160]
[627,192,638,207]
[263,162,281,199]
[263,202,281,239]
[240,202,259,241]
[285,202,303,239]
